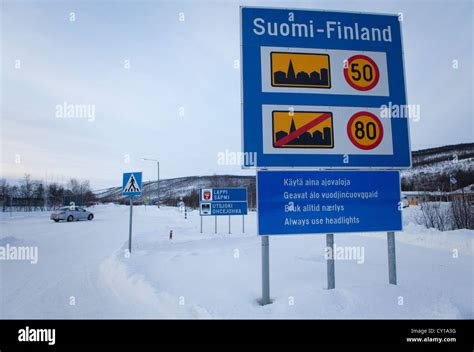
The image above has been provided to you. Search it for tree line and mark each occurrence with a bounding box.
[401,169,473,192]
[0,174,97,212]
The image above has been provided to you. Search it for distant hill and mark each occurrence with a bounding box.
[402,143,473,191]
[95,143,473,204]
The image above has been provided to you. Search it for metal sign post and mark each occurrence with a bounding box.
[200,216,203,233]
[242,215,245,233]
[387,231,397,285]
[215,216,217,234]
[128,196,133,253]
[228,216,231,234]
[122,172,142,255]
[261,236,270,305]
[326,234,335,289]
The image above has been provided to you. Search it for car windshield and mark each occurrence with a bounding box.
[59,207,69,211]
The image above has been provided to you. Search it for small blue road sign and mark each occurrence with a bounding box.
[122,172,143,196]
[200,188,247,202]
[257,170,402,235]
[200,188,248,216]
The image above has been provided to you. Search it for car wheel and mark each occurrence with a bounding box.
[87,214,94,220]
[67,215,74,222]
[54,219,59,222]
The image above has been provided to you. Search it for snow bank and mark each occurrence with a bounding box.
[98,252,212,319]
[113,205,472,319]
[399,206,473,255]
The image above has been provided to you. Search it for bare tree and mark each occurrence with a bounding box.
[418,192,450,231]
[0,179,10,212]
[68,178,81,195]
[47,183,65,209]
[33,181,45,211]
[65,178,93,205]
[20,174,34,211]
[79,180,90,194]
[451,189,473,229]
[10,185,19,211]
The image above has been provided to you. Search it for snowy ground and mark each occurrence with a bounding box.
[0,204,472,319]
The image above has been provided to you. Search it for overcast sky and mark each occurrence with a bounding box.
[1,0,472,189]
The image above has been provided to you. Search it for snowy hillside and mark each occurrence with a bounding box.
[401,143,473,190]
[411,143,473,167]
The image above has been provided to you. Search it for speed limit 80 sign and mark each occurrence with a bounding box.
[347,111,384,150]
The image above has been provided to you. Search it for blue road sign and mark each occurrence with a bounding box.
[122,172,142,196]
[200,188,248,216]
[241,7,411,168]
[200,188,247,202]
[202,202,248,216]
[257,170,401,235]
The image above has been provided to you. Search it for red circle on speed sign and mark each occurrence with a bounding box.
[347,111,384,150]
[344,55,380,91]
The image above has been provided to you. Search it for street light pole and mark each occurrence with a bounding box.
[142,158,160,208]
[157,161,160,208]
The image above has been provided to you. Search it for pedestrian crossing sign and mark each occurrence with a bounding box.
[122,172,142,196]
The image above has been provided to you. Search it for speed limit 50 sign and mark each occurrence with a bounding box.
[344,55,380,92]
[241,7,411,168]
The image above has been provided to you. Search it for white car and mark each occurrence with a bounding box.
[50,206,94,222]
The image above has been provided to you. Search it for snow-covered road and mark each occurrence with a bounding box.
[1,204,472,319]
[0,205,141,318]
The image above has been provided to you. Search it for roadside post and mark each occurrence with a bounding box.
[387,231,397,285]
[261,236,270,305]
[240,7,410,304]
[326,234,335,289]
[128,197,133,253]
[122,172,143,254]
